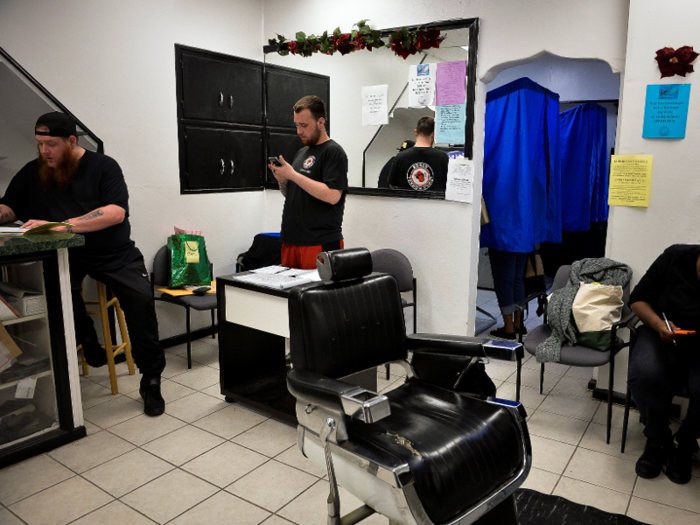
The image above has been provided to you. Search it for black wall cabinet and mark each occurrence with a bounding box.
[176,45,329,194]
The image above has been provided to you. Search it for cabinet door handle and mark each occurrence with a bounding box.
[220,159,225,175]
[229,95,234,109]
[218,92,224,106]
[230,160,235,175]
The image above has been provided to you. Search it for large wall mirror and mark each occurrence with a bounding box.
[263,18,478,199]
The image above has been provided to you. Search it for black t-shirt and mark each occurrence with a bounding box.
[0,150,142,270]
[280,139,348,246]
[388,147,449,192]
[629,244,700,331]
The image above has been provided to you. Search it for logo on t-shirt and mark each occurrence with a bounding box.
[406,162,434,191]
[303,156,316,170]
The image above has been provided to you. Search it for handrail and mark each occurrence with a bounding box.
[0,46,104,154]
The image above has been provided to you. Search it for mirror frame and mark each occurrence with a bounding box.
[263,17,479,199]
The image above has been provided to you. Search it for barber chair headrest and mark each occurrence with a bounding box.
[316,248,373,282]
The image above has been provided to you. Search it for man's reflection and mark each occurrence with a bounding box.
[388,116,449,192]
[377,140,414,189]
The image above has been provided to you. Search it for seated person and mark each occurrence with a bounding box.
[628,244,700,484]
[377,139,414,188]
[0,112,166,417]
[388,117,449,192]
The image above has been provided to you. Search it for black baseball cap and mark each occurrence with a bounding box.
[35,112,77,138]
[397,140,415,151]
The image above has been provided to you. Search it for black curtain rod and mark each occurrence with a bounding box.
[559,99,619,105]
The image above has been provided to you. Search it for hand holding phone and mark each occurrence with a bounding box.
[268,156,282,167]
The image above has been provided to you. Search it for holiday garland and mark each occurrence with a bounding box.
[268,20,445,60]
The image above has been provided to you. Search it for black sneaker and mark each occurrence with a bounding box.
[516,325,528,336]
[140,375,165,417]
[81,339,107,368]
[666,435,699,485]
[489,327,516,341]
[636,439,669,479]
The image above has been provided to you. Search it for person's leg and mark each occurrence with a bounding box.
[512,252,528,334]
[628,325,679,477]
[666,348,700,484]
[489,249,517,338]
[92,259,165,416]
[69,265,107,367]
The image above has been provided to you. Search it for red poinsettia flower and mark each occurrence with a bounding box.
[390,35,417,60]
[655,46,698,78]
[287,41,298,54]
[415,28,444,51]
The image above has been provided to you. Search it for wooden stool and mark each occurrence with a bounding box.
[76,281,135,394]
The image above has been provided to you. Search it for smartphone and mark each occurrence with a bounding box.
[673,330,696,335]
[268,156,282,167]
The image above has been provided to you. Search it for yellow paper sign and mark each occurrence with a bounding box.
[184,241,200,264]
[608,155,653,207]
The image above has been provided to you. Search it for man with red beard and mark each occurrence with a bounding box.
[267,96,348,269]
[0,112,165,417]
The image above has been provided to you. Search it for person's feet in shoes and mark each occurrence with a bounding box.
[81,339,107,368]
[489,327,516,341]
[140,375,165,417]
[515,324,528,336]
[636,438,670,479]
[666,434,699,484]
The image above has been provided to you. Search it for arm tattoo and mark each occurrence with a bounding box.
[279,181,288,197]
[77,209,104,221]
[66,225,74,233]
[0,206,14,224]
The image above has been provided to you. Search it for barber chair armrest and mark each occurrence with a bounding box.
[407,333,485,355]
[287,368,391,424]
[407,333,523,361]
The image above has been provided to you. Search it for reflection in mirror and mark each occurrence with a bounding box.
[263,19,477,197]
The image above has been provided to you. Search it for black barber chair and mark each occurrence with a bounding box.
[287,248,532,525]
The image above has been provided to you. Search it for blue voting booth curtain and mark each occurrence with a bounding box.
[559,103,609,231]
[481,78,562,253]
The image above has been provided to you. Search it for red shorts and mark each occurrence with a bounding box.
[281,241,344,270]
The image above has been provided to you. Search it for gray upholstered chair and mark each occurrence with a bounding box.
[522,264,635,444]
[287,248,531,525]
[152,245,217,369]
[371,249,417,380]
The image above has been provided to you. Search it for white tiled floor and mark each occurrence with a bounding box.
[0,330,698,525]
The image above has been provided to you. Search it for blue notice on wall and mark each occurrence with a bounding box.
[642,84,691,139]
[435,103,466,144]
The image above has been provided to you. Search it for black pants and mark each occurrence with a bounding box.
[628,325,700,445]
[71,258,165,376]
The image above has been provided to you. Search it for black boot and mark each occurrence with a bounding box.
[666,434,699,485]
[139,375,165,417]
[636,438,670,479]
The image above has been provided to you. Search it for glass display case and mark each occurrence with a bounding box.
[0,239,85,469]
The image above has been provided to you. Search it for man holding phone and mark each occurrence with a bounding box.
[267,96,348,269]
[628,244,700,484]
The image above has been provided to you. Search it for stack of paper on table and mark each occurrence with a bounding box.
[233,266,322,290]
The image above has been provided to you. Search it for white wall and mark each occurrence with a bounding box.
[0,0,266,338]
[603,0,700,391]
[0,0,632,338]
[263,0,629,334]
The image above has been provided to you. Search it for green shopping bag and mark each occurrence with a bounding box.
[167,234,211,287]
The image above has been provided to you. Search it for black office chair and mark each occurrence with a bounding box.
[287,248,531,525]
[522,264,635,444]
[152,246,217,369]
[371,249,417,380]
